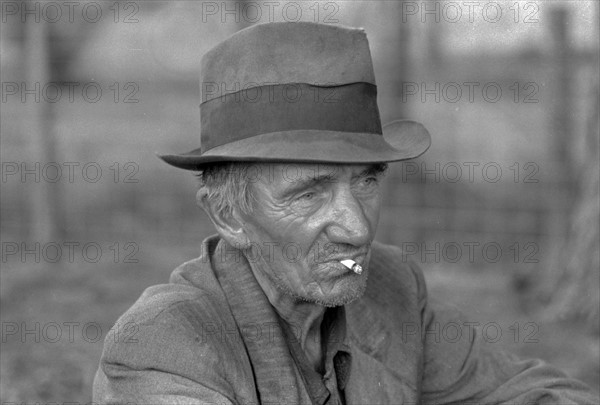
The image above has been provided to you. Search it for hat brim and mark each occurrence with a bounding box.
[157,120,431,171]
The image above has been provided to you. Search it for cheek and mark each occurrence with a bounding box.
[243,217,315,269]
[268,210,325,253]
[363,195,383,232]
[242,202,293,240]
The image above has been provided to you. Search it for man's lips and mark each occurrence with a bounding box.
[323,254,366,265]
[316,252,368,265]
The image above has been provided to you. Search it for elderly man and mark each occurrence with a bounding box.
[93,22,598,404]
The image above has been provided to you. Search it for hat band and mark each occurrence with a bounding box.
[199,82,382,152]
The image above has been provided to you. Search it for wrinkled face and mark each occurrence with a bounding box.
[237,163,385,307]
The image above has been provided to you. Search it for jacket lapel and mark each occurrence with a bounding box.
[344,297,419,404]
[211,239,308,404]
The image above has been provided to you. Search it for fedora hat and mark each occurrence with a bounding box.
[158,22,431,170]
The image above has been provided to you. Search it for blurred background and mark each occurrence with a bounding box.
[1,0,598,401]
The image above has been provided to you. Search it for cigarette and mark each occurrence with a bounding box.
[340,259,363,274]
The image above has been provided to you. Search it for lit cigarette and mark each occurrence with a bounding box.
[340,259,363,274]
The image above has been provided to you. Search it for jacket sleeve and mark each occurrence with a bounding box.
[408,263,599,405]
[93,364,236,405]
[92,298,253,405]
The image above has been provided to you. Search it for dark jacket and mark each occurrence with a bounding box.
[93,236,597,404]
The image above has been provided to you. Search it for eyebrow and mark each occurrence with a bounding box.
[353,163,388,179]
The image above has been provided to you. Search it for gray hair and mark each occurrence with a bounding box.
[195,162,256,218]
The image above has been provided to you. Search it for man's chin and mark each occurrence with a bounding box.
[305,274,368,307]
[272,268,368,307]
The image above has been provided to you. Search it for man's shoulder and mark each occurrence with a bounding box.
[99,256,235,370]
[106,236,225,333]
[94,254,255,400]
[113,255,225,325]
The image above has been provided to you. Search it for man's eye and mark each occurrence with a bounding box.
[298,192,315,200]
[363,177,379,186]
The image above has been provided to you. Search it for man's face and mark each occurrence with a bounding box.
[237,163,385,307]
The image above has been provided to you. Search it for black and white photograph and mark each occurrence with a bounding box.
[1,1,599,403]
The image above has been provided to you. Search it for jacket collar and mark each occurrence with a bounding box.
[211,238,307,404]
[206,237,397,402]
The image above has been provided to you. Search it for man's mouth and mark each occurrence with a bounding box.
[313,254,367,278]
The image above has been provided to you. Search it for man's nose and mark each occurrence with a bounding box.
[325,187,371,247]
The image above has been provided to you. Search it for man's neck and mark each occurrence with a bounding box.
[248,261,327,372]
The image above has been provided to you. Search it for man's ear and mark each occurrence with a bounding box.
[196,189,249,248]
